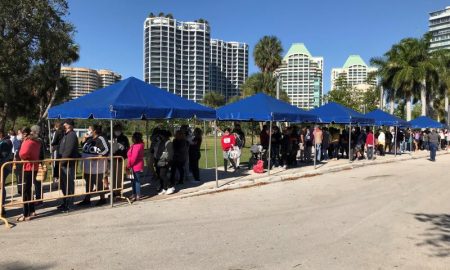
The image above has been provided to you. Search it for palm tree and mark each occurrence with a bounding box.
[430,49,450,121]
[372,34,435,120]
[253,36,283,73]
[202,91,225,108]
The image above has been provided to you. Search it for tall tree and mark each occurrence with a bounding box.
[241,73,289,102]
[0,0,78,131]
[253,36,283,73]
[202,91,225,108]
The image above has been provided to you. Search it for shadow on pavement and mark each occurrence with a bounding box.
[413,213,450,257]
[0,261,56,270]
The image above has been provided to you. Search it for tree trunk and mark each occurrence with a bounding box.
[379,85,384,109]
[406,94,412,121]
[421,80,426,116]
[389,97,394,115]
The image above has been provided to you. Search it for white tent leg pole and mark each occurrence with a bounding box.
[110,120,114,207]
[47,119,52,155]
[267,120,272,175]
[349,123,352,163]
[394,126,397,157]
[373,125,376,160]
[204,121,208,168]
[314,130,317,169]
[214,121,218,188]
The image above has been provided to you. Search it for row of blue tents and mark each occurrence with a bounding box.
[47,77,445,200]
[48,77,444,129]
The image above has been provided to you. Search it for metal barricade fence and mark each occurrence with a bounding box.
[0,156,125,228]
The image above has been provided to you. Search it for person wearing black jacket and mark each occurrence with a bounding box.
[51,122,64,180]
[112,123,129,197]
[58,119,79,212]
[0,130,13,214]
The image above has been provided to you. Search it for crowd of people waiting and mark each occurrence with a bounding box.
[1,119,446,222]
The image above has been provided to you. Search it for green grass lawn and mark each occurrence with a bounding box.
[198,136,253,169]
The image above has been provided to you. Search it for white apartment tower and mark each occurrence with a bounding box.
[210,39,248,101]
[143,16,210,102]
[61,67,121,99]
[275,43,323,110]
[429,6,450,51]
[331,55,377,91]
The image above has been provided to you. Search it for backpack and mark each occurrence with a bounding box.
[156,140,171,167]
[253,160,264,174]
[235,134,244,148]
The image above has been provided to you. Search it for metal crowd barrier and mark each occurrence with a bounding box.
[0,156,125,228]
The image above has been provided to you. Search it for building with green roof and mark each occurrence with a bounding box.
[275,43,323,110]
[331,55,377,91]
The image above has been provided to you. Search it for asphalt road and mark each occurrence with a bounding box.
[1,154,450,270]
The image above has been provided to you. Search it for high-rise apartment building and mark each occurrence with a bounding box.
[429,6,450,51]
[98,69,122,88]
[331,55,377,91]
[275,43,323,110]
[210,39,248,101]
[143,16,210,102]
[143,15,248,102]
[61,67,121,99]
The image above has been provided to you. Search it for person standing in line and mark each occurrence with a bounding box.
[313,126,323,162]
[17,127,41,222]
[428,129,439,162]
[51,122,64,182]
[13,129,24,195]
[78,124,109,207]
[260,125,269,150]
[270,126,282,167]
[188,128,202,182]
[233,124,245,169]
[303,126,313,163]
[366,128,375,160]
[321,127,330,161]
[127,132,145,201]
[30,125,45,205]
[0,130,13,215]
[377,129,385,156]
[221,128,237,172]
[385,129,392,153]
[156,130,173,195]
[112,123,129,198]
[57,119,79,212]
[170,130,188,185]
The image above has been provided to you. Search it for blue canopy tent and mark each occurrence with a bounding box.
[310,102,374,162]
[364,109,410,127]
[48,76,216,120]
[215,93,320,176]
[217,93,319,122]
[364,109,411,156]
[48,77,216,205]
[409,116,444,129]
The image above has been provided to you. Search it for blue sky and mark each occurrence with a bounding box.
[67,0,449,93]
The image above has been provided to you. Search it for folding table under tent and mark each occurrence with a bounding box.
[309,102,375,162]
[408,116,444,129]
[364,109,411,155]
[48,77,216,206]
[215,93,320,182]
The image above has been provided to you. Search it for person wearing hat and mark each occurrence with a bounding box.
[57,119,80,212]
[30,125,45,204]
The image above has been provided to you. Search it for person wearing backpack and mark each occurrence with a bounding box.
[303,126,313,163]
[155,130,174,195]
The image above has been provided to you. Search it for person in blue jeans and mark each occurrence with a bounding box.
[127,132,145,201]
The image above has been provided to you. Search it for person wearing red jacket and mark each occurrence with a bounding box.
[17,127,41,221]
[221,128,237,172]
[365,128,376,160]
